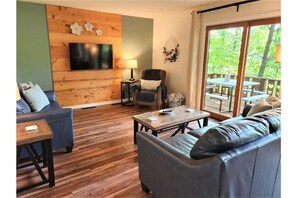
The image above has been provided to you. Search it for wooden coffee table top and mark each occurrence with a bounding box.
[17,119,53,146]
[133,105,210,131]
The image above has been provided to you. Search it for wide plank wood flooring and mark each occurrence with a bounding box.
[17,104,218,198]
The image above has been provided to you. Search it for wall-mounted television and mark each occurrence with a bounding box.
[69,43,113,70]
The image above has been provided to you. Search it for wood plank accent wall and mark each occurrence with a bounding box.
[46,5,123,107]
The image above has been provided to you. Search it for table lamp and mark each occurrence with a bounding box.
[126,59,138,81]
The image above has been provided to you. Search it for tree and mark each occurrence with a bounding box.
[257,24,276,77]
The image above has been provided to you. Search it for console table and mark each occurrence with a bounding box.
[17,119,55,193]
[121,79,139,106]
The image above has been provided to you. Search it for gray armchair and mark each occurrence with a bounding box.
[133,69,167,109]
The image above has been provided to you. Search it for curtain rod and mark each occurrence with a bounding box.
[197,0,260,14]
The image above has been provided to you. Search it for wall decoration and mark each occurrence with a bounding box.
[70,22,83,35]
[96,29,103,36]
[84,22,94,32]
[163,36,179,63]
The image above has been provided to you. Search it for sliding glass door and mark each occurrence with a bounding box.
[201,18,281,120]
[202,26,243,118]
[240,21,281,113]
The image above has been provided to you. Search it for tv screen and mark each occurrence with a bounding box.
[69,43,113,70]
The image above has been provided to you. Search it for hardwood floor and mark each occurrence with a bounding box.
[17,104,218,198]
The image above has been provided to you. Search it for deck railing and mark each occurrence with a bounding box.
[207,73,281,98]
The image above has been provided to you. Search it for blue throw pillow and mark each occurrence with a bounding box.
[22,84,50,112]
[16,98,31,114]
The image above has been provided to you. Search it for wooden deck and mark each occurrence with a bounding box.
[204,95,251,117]
[17,104,218,198]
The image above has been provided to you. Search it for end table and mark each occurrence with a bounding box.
[121,79,139,106]
[17,119,55,193]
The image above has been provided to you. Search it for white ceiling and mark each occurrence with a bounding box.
[19,0,238,18]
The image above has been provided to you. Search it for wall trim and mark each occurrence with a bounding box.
[64,98,132,109]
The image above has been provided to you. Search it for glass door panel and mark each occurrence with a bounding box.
[203,27,243,118]
[240,23,281,113]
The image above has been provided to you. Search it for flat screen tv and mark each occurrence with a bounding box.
[69,43,113,70]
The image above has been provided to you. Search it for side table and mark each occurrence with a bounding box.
[17,119,55,193]
[121,79,139,106]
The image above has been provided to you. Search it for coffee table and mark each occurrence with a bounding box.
[133,105,210,144]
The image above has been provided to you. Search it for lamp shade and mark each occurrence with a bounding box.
[126,59,138,69]
[276,44,281,62]
[16,84,21,101]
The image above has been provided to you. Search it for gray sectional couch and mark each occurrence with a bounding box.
[136,107,281,198]
[17,91,74,158]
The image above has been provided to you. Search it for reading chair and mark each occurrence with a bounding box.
[133,69,167,110]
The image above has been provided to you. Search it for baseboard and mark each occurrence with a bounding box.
[64,98,132,109]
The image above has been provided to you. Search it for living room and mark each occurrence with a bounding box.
[3,0,294,196]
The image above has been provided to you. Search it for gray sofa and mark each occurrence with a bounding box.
[17,91,74,157]
[136,107,281,198]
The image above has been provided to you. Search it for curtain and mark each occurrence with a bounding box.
[187,11,202,108]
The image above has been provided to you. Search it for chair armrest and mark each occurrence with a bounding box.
[131,85,141,92]
[157,84,167,100]
[44,91,56,102]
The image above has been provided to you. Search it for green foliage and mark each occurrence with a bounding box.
[207,24,281,79]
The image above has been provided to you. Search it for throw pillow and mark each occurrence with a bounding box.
[190,117,270,159]
[16,98,31,114]
[22,84,50,112]
[140,79,161,91]
[18,81,34,92]
[265,95,281,108]
[247,99,273,116]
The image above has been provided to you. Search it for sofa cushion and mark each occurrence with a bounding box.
[16,98,31,114]
[253,108,281,133]
[219,116,244,125]
[247,99,272,116]
[190,117,270,159]
[22,84,50,112]
[40,101,62,112]
[164,134,198,156]
[188,124,219,138]
[137,90,157,102]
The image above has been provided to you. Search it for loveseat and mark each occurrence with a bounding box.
[136,107,281,198]
[17,90,74,157]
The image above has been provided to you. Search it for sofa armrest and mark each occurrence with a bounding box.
[136,131,222,197]
[17,108,74,151]
[17,107,71,123]
[44,91,56,102]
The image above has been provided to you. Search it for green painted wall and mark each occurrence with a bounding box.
[122,16,153,80]
[17,1,53,91]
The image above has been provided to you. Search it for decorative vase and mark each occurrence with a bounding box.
[224,74,230,82]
